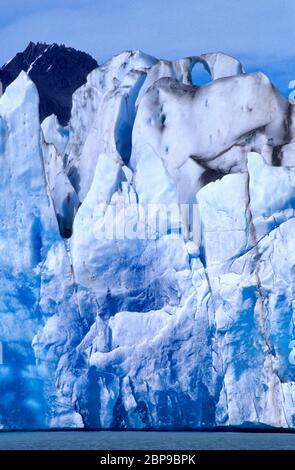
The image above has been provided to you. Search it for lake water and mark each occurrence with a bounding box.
[0,431,294,450]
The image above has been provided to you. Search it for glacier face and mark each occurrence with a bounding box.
[0,49,295,429]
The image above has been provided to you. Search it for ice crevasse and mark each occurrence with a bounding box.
[0,50,295,429]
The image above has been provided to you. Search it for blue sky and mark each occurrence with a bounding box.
[0,0,294,94]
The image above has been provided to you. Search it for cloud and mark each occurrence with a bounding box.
[0,0,294,93]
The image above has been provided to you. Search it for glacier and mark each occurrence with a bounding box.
[0,48,295,429]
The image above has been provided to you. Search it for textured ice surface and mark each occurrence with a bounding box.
[0,50,295,430]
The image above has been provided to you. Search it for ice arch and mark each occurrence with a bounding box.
[190,61,212,86]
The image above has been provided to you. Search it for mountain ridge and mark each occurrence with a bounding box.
[0,42,98,125]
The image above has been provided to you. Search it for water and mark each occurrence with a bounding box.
[0,431,294,450]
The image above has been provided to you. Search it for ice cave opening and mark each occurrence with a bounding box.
[190,61,212,87]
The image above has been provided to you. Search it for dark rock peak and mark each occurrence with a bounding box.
[0,42,98,125]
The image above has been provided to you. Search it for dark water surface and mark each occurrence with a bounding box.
[0,431,295,450]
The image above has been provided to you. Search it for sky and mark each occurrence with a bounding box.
[0,0,294,95]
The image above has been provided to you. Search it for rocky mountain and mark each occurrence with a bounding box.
[0,42,98,125]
